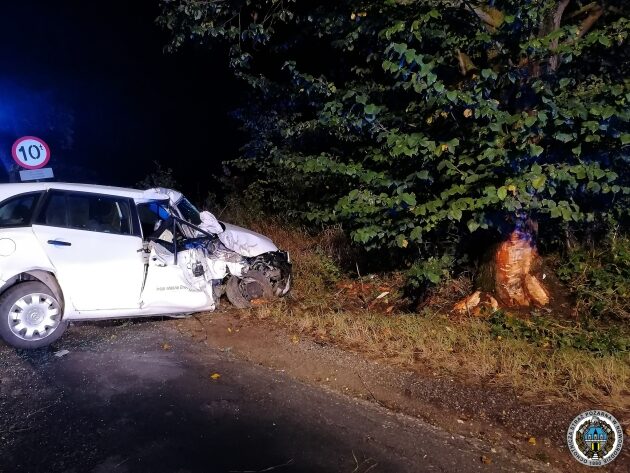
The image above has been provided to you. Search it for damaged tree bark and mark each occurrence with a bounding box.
[491,229,549,307]
[456,228,550,315]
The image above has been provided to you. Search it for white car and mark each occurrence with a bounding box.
[0,182,291,349]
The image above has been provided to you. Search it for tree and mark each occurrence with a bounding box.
[136,160,180,190]
[159,0,629,306]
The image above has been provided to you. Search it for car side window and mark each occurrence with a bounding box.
[137,202,171,240]
[37,193,67,227]
[36,192,133,235]
[0,193,42,227]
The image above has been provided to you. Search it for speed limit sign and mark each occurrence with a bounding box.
[11,136,51,170]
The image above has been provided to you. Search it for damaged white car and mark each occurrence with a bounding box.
[0,182,291,349]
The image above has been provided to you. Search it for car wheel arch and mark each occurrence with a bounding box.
[1,270,65,312]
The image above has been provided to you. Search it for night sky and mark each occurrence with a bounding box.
[0,0,240,200]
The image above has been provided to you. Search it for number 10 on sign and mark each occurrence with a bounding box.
[11,136,51,170]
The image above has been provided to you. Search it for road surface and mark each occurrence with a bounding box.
[0,319,552,473]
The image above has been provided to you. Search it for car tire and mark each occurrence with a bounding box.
[0,282,67,349]
[226,270,274,309]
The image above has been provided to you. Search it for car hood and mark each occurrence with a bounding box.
[218,222,278,257]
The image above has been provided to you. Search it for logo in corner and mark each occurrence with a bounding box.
[567,410,623,466]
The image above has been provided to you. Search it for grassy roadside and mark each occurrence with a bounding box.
[237,219,630,411]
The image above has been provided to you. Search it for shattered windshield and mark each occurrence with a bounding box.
[177,197,202,225]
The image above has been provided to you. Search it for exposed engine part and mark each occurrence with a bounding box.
[205,239,247,264]
[192,263,205,278]
[212,280,225,301]
[248,251,292,296]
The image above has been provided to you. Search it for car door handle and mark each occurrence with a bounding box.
[47,240,72,247]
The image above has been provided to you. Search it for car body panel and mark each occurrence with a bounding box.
[31,224,146,311]
[0,227,58,289]
[218,222,278,257]
[140,245,215,312]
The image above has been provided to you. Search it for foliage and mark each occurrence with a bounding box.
[136,160,180,190]
[556,230,630,320]
[407,255,454,287]
[489,311,629,356]
[159,0,630,285]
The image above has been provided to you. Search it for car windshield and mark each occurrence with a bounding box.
[177,197,201,225]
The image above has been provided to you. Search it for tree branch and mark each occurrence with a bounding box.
[575,5,603,39]
[549,0,572,71]
[566,2,598,20]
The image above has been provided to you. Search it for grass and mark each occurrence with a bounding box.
[234,218,630,411]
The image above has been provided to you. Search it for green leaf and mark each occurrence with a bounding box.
[410,226,422,241]
[364,103,379,115]
[554,132,573,143]
[401,193,417,206]
[524,115,537,127]
[497,186,508,200]
[531,175,546,191]
[395,234,409,248]
[447,138,460,150]
[449,208,462,221]
[481,69,492,79]
[530,144,544,157]
[467,219,480,233]
[621,134,630,145]
[598,36,611,47]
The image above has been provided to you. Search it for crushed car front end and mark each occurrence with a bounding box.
[147,188,292,308]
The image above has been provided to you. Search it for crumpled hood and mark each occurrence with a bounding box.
[218,222,278,257]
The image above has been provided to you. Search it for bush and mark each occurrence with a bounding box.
[556,230,630,321]
[489,311,629,356]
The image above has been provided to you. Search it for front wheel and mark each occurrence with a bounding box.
[225,270,274,309]
[0,282,67,349]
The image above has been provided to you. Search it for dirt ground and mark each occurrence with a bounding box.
[173,307,630,473]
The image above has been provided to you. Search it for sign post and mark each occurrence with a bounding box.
[11,136,54,181]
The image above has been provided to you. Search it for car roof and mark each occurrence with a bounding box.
[0,182,168,202]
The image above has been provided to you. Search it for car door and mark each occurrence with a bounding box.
[135,201,215,312]
[31,190,145,311]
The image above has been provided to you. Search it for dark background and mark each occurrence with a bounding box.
[0,0,240,200]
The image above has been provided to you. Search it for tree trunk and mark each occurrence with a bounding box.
[488,229,549,307]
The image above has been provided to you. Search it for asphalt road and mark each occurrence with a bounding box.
[0,319,551,473]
